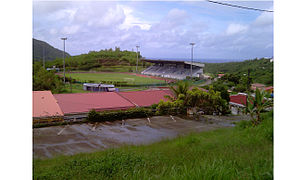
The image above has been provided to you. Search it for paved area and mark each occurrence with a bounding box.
[33,115,249,159]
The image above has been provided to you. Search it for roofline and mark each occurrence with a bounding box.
[142,59,205,67]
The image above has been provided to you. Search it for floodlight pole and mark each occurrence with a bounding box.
[43,45,45,69]
[61,37,67,84]
[190,43,195,77]
[136,45,140,73]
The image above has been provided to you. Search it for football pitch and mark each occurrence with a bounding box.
[65,72,165,84]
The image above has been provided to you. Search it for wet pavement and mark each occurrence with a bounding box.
[33,115,249,159]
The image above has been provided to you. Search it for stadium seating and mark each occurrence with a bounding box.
[142,65,203,80]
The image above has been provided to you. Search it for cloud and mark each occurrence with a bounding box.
[226,23,248,35]
[253,11,273,27]
[33,1,273,59]
[61,25,80,35]
[151,8,188,31]
[49,28,57,35]
[119,5,152,30]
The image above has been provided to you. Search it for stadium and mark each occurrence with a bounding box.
[141,59,205,80]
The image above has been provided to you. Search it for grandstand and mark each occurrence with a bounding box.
[141,59,205,80]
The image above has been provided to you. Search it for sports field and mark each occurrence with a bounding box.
[65,72,165,84]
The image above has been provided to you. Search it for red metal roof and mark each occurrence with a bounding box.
[265,86,273,91]
[230,94,247,106]
[118,90,171,107]
[54,92,136,115]
[33,91,64,118]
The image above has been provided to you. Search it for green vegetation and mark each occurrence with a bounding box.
[33,62,65,93]
[33,38,70,61]
[246,89,273,126]
[202,71,254,94]
[158,82,230,115]
[87,108,153,122]
[62,83,87,94]
[204,58,273,85]
[64,72,165,85]
[165,81,191,101]
[209,81,230,102]
[45,47,149,72]
[33,111,273,179]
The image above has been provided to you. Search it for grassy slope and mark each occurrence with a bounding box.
[65,73,165,84]
[34,112,273,179]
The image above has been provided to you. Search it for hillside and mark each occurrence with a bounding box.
[204,58,273,85]
[33,38,70,61]
[45,47,145,71]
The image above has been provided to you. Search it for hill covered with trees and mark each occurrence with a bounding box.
[45,47,145,72]
[204,58,273,85]
[33,38,70,61]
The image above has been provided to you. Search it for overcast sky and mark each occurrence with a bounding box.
[33,1,273,60]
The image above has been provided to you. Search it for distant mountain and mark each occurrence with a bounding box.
[33,38,70,61]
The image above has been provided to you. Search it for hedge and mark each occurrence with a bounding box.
[87,108,154,122]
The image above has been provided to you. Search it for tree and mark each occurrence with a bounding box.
[33,62,64,93]
[165,81,191,101]
[246,89,273,126]
[211,82,230,102]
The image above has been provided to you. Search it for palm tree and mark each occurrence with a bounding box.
[246,89,273,126]
[165,81,191,101]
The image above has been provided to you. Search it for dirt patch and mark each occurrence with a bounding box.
[33,115,249,159]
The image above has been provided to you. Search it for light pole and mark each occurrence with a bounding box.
[135,45,140,73]
[190,42,195,77]
[61,37,67,84]
[43,45,45,69]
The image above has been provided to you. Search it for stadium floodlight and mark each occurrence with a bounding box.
[43,45,45,69]
[190,43,195,77]
[136,45,140,73]
[61,37,67,84]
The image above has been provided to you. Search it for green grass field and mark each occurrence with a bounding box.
[65,72,165,85]
[61,83,149,94]
[33,112,273,179]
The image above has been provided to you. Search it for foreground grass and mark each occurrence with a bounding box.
[65,72,165,84]
[33,112,273,179]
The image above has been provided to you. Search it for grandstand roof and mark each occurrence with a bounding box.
[54,92,136,115]
[143,59,205,68]
[33,91,64,118]
[118,90,172,107]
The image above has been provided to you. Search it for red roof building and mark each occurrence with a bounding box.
[229,94,247,107]
[117,90,171,107]
[54,92,136,115]
[218,74,225,78]
[251,83,266,91]
[33,91,64,118]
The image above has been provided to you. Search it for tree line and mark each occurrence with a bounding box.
[204,58,273,85]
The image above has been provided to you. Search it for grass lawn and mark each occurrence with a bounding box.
[61,83,88,94]
[65,72,165,85]
[60,83,150,94]
[33,112,273,179]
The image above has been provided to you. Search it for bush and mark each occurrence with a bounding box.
[155,100,184,116]
[87,108,153,122]
[87,109,100,122]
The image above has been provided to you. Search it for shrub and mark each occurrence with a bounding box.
[87,109,100,122]
[156,100,174,115]
[87,108,152,122]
